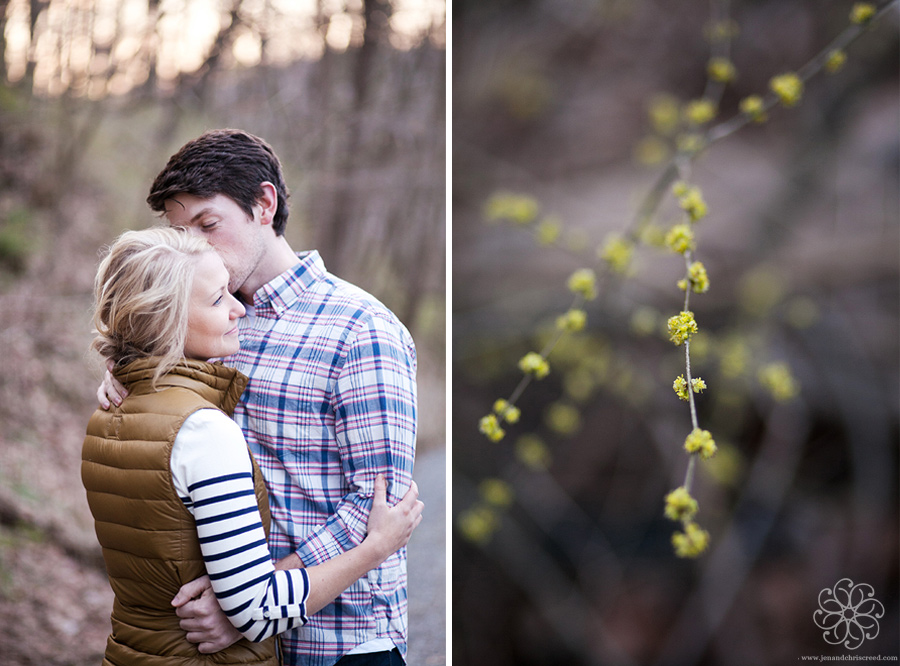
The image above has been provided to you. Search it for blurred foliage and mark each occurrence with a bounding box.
[0,206,34,274]
[453,0,898,664]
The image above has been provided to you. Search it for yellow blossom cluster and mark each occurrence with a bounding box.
[684,428,718,459]
[678,261,710,293]
[739,95,768,123]
[676,185,708,221]
[707,57,737,83]
[665,224,696,255]
[825,50,847,73]
[519,351,550,379]
[478,414,505,442]
[515,434,552,471]
[480,478,515,508]
[536,218,561,245]
[648,94,680,135]
[667,311,699,345]
[664,486,698,522]
[850,2,876,24]
[484,192,539,224]
[479,398,524,443]
[673,374,707,401]
[556,308,587,332]
[758,362,800,401]
[672,522,710,558]
[567,268,598,300]
[457,477,519,545]
[683,98,717,125]
[545,401,581,436]
[493,398,521,424]
[599,234,634,274]
[457,505,500,545]
[769,72,804,107]
[664,487,709,558]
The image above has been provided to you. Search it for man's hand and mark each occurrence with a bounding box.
[97,360,128,409]
[171,575,241,653]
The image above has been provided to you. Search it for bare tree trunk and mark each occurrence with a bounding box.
[24,0,49,91]
[320,0,391,274]
[0,0,9,85]
[144,0,161,94]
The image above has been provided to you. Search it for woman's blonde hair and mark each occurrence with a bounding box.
[92,226,215,385]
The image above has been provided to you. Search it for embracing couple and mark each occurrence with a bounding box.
[82,129,422,666]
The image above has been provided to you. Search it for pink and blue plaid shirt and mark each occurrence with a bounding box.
[224,251,417,666]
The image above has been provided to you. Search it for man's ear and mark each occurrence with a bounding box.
[256,182,278,226]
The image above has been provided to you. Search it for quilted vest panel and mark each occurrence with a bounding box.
[82,358,277,666]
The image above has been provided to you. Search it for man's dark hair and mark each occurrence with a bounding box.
[147,129,291,235]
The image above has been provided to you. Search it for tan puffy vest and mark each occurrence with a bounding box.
[82,358,278,666]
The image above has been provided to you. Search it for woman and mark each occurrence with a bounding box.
[82,227,423,665]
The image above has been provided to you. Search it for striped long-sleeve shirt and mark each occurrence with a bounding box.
[171,408,309,641]
[224,251,417,666]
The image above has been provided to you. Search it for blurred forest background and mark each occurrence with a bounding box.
[452,0,898,665]
[0,0,445,664]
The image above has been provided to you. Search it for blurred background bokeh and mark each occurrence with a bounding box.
[0,1,445,664]
[452,1,898,664]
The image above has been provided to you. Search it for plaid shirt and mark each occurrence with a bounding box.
[224,251,417,666]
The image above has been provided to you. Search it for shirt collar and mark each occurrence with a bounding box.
[252,250,326,316]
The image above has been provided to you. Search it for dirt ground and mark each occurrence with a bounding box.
[0,445,446,665]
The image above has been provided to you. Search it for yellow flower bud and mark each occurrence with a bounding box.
[536,217,561,245]
[825,50,847,74]
[457,506,500,545]
[664,487,699,522]
[519,352,550,379]
[758,362,800,401]
[648,94,680,136]
[665,224,695,255]
[478,414,506,442]
[545,402,581,436]
[683,98,717,125]
[567,268,597,300]
[850,3,876,25]
[484,192,539,224]
[599,234,633,274]
[707,57,737,84]
[480,478,515,508]
[684,428,717,459]
[556,309,588,333]
[667,311,699,345]
[672,521,710,557]
[770,72,803,107]
[739,95,768,123]
[515,434,552,471]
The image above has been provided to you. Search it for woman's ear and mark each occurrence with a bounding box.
[256,182,278,226]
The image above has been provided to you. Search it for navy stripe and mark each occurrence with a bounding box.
[214,572,271,599]
[188,471,252,492]
[194,505,258,526]
[222,595,255,617]
[197,522,258,544]
[192,488,256,508]
[208,554,272,582]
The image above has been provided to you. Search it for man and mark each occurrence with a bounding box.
[101,129,417,666]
